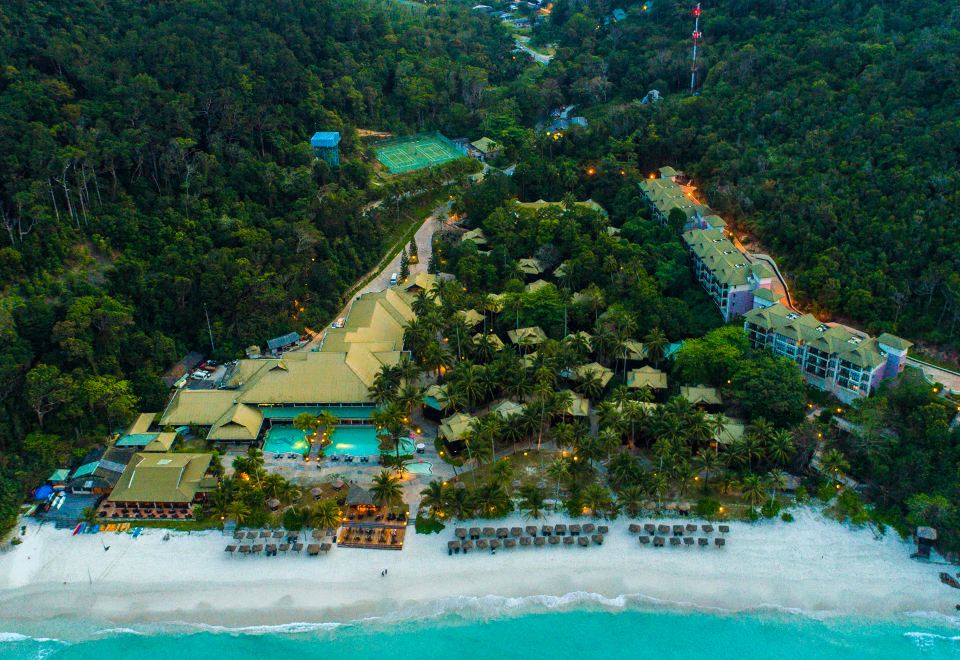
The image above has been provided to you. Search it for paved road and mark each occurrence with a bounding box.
[300,208,444,351]
[907,358,960,394]
[514,37,553,65]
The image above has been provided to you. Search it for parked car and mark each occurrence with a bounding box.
[331,317,346,329]
[191,369,209,380]
[389,272,399,285]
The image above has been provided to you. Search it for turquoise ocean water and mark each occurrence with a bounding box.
[3,606,960,659]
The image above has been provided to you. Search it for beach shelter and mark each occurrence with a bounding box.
[627,366,668,390]
[507,326,547,347]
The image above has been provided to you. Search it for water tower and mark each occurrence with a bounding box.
[311,131,341,167]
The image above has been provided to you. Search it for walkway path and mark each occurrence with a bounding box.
[514,36,553,65]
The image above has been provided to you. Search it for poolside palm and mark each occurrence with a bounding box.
[370,470,404,508]
[419,480,450,517]
[312,499,342,530]
[518,484,547,519]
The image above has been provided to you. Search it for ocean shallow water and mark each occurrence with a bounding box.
[4,598,960,660]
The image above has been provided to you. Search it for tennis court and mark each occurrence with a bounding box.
[374,133,465,174]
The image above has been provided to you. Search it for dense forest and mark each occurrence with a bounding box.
[0,0,519,531]
[497,0,960,348]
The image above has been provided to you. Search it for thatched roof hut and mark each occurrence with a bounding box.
[639,535,651,544]
[520,536,532,546]
[628,523,640,533]
[526,525,538,536]
[715,537,726,547]
[320,543,331,552]
[307,544,320,556]
[555,524,567,536]
[462,540,474,552]
[698,538,708,546]
[577,537,589,547]
[548,536,560,545]
[266,543,277,553]
[657,524,670,534]
[510,527,522,537]
[718,525,730,534]
[673,524,684,535]
[279,543,290,552]
[455,528,467,539]
[702,524,714,533]
[482,527,495,537]
[569,524,581,535]
[669,537,681,546]
[542,525,554,536]
[683,537,694,546]
[592,534,604,545]
[653,536,665,547]
[563,536,574,545]
[583,523,596,534]
[504,538,517,548]
[477,539,489,549]
[225,545,237,553]
[597,525,608,534]
[644,523,656,534]
[496,527,508,538]
[490,539,501,549]
[534,537,546,546]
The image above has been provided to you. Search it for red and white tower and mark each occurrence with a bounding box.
[690,3,703,94]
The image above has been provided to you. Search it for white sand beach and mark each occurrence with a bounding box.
[0,509,956,633]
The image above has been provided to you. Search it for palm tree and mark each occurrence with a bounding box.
[490,458,513,488]
[226,499,251,525]
[447,486,474,519]
[820,448,850,483]
[768,429,795,467]
[644,327,668,367]
[710,412,729,447]
[473,482,511,517]
[547,458,570,501]
[577,372,604,401]
[617,484,646,517]
[582,483,614,518]
[518,484,547,519]
[739,473,766,506]
[692,449,722,493]
[419,480,450,518]
[370,470,404,508]
[312,499,342,530]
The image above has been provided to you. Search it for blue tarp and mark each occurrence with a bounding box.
[33,484,54,501]
[311,132,341,147]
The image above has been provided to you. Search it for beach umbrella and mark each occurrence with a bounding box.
[520,537,532,546]
[469,527,481,539]
[653,536,665,547]
[273,531,284,539]
[639,536,651,544]
[569,524,581,536]
[534,537,546,546]
[555,524,567,536]
[496,528,508,538]
[583,523,595,534]
[592,534,604,545]
[462,540,474,553]
[669,537,681,546]
[578,537,589,547]
[225,545,237,553]
[715,538,726,547]
[259,530,270,538]
[702,524,714,533]
[448,540,461,555]
[511,527,522,537]
[698,538,708,547]
[526,526,538,536]
[683,537,694,546]
[542,525,553,536]
[597,525,608,534]
[293,543,304,553]
[246,531,256,539]
[455,528,467,539]
[504,539,517,548]
[233,531,243,539]
[482,527,495,538]
[672,524,684,536]
[686,524,697,533]
[657,524,670,534]
[562,536,574,546]
[252,544,264,553]
[266,544,277,554]
[307,544,320,556]
[718,525,730,534]
[549,536,560,545]
[665,502,677,511]
[238,545,250,554]
[320,543,332,553]
[490,539,501,549]
[477,539,489,549]
[311,487,323,499]
[628,523,640,533]
[644,523,656,534]
[279,543,290,552]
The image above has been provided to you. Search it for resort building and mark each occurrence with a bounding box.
[742,303,912,402]
[640,166,775,321]
[101,452,217,520]
[311,131,341,167]
[159,287,416,447]
[467,137,500,162]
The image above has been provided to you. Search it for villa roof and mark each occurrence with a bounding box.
[565,330,593,351]
[438,413,476,442]
[473,332,505,350]
[402,272,439,294]
[743,303,901,369]
[713,416,746,445]
[208,404,264,441]
[572,362,614,388]
[143,432,177,452]
[49,469,70,483]
[456,309,485,327]
[471,137,499,154]
[508,326,547,346]
[346,483,375,506]
[679,385,722,406]
[461,228,488,246]
[752,287,780,303]
[125,413,157,436]
[622,340,647,361]
[518,258,546,276]
[877,333,913,352]
[638,178,704,220]
[423,384,449,411]
[524,279,552,293]
[682,228,773,286]
[658,166,680,178]
[565,392,590,417]
[627,366,668,390]
[491,399,525,420]
[108,452,214,503]
[553,262,568,278]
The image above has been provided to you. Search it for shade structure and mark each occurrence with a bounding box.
[657,524,670,534]
[644,523,656,534]
[477,539,489,549]
[639,535,651,544]
[469,527,481,539]
[562,536,574,545]
[482,527,495,537]
[683,537,695,546]
[569,524,581,535]
[534,537,546,546]
[266,543,277,553]
[279,543,290,552]
[238,545,250,554]
[548,536,560,545]
[312,529,324,540]
[555,524,567,536]
[490,539,501,549]
[225,545,237,553]
[307,544,320,556]
[542,525,553,536]
[496,528,508,538]
[592,534,604,545]
[259,530,270,538]
[448,540,461,555]
[504,538,517,548]
[510,527,522,537]
[455,528,467,539]
[320,543,332,552]
[331,479,345,490]
[597,525,609,534]
[686,524,697,533]
[233,530,244,539]
[583,523,596,534]
[526,526,538,536]
[577,537,589,547]
[252,544,263,553]
[246,531,256,539]
[673,524,684,535]
[310,487,323,499]
[628,523,640,533]
[520,536,532,546]
[653,536,665,547]
[715,538,726,547]
[292,542,304,552]
[718,525,730,534]
[698,538,708,546]
[669,537,681,546]
[702,524,714,533]
[462,540,474,552]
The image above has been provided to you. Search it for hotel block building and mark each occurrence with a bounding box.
[742,302,912,402]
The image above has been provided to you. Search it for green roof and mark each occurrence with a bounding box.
[877,333,912,352]
[116,433,158,447]
[638,178,708,220]
[72,461,102,479]
[471,137,499,153]
[658,166,680,178]
[743,303,894,368]
[683,228,773,286]
[753,287,780,303]
[49,469,70,482]
[507,326,547,346]
[108,452,214,503]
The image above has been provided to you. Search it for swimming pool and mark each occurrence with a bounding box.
[406,461,433,476]
[329,426,415,457]
[262,426,310,455]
